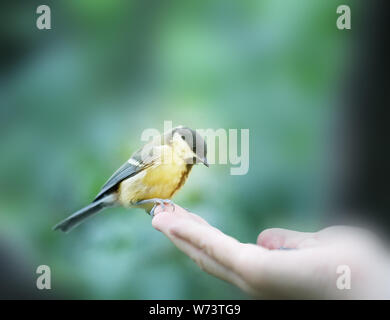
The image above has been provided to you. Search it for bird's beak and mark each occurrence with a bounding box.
[200,157,209,167]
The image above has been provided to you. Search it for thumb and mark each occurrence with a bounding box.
[257,228,319,249]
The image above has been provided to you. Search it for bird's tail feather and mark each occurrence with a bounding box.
[53,194,116,233]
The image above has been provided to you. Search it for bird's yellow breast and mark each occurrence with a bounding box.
[117,145,192,208]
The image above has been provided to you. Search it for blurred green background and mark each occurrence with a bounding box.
[0,0,356,299]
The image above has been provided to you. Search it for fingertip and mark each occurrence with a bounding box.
[152,204,175,229]
[151,204,204,235]
[257,228,274,245]
[151,211,168,230]
[152,210,178,233]
[151,215,161,231]
[257,228,319,250]
[257,228,285,249]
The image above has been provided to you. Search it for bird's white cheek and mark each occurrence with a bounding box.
[172,139,195,161]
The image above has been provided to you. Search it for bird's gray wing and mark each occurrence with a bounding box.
[93,149,152,201]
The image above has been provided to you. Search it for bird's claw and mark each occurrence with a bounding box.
[150,199,175,217]
[135,198,175,217]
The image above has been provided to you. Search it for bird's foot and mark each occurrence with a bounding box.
[135,198,175,217]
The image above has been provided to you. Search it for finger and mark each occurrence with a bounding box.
[171,226,327,298]
[153,214,335,298]
[153,212,259,293]
[257,228,319,249]
[153,210,245,271]
[169,235,253,293]
[172,221,245,270]
[153,204,210,226]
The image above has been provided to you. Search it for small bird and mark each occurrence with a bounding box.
[54,126,208,232]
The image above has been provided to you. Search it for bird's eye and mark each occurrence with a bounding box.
[181,135,186,140]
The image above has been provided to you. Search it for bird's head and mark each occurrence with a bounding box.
[164,126,208,167]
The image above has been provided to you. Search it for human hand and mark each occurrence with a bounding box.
[152,205,390,299]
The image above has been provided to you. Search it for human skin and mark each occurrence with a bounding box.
[152,205,390,299]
